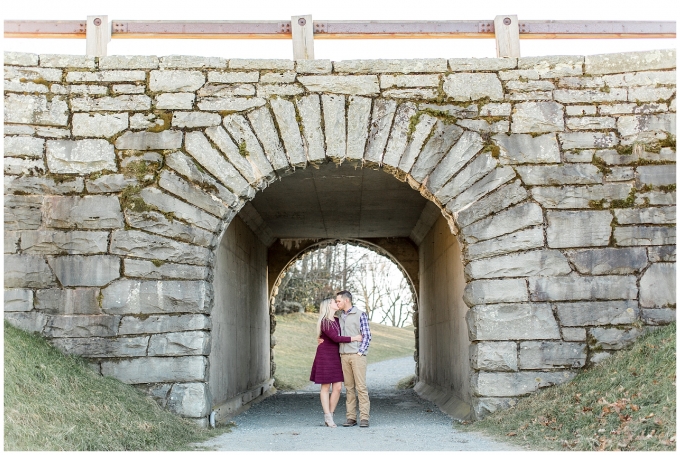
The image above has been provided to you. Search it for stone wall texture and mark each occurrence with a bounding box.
[4,49,676,423]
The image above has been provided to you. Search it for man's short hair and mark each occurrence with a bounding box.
[336,290,352,302]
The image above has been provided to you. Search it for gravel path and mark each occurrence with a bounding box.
[196,356,516,451]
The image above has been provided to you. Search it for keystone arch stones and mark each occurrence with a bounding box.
[3,49,676,425]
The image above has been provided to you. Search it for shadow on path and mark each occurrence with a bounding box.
[196,356,516,451]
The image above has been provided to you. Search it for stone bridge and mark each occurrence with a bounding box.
[3,49,676,426]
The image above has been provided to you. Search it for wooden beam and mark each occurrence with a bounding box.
[291,15,314,59]
[495,15,520,57]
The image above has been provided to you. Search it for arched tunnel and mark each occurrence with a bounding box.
[210,161,470,421]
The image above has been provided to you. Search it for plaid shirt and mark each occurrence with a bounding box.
[342,306,372,355]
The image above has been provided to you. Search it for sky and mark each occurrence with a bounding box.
[2,0,677,60]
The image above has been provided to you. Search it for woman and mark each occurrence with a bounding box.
[310,298,362,428]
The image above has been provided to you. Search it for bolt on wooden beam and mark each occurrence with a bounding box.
[291,15,314,60]
[494,15,520,58]
[86,15,110,57]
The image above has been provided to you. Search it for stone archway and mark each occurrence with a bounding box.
[4,49,676,426]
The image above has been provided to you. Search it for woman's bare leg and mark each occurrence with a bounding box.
[320,383,331,414]
[329,382,342,414]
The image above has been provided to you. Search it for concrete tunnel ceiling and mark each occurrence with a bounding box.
[248,162,430,239]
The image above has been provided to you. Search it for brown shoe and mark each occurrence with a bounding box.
[342,419,357,427]
[360,419,369,428]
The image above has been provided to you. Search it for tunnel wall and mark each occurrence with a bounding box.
[210,215,271,420]
[3,49,676,424]
[416,214,472,418]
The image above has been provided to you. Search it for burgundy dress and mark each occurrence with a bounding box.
[309,317,352,384]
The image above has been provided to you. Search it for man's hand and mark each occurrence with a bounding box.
[317,337,323,345]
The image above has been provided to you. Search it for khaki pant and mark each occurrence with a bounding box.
[341,353,369,421]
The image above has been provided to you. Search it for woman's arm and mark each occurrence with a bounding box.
[321,322,352,344]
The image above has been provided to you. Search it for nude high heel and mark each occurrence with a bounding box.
[324,412,337,428]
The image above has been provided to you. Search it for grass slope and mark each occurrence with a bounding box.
[4,321,228,451]
[459,323,676,451]
[273,312,415,390]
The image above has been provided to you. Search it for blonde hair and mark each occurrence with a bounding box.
[316,298,337,338]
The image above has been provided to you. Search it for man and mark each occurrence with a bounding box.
[335,290,372,428]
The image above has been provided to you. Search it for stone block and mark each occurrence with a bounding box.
[511,102,564,133]
[47,255,120,287]
[320,94,347,160]
[118,314,210,335]
[4,51,39,66]
[456,180,527,227]
[4,136,44,158]
[167,383,211,418]
[39,54,94,68]
[470,342,518,371]
[559,132,618,150]
[617,114,675,141]
[184,131,252,197]
[5,230,19,253]
[363,98,398,164]
[419,103,479,118]
[467,227,544,261]
[102,279,212,314]
[99,55,159,69]
[519,341,586,369]
[72,113,128,138]
[566,117,617,130]
[159,55,226,69]
[101,356,208,384]
[435,152,497,204]
[516,164,601,186]
[615,207,675,225]
[298,75,379,95]
[637,165,676,187]
[5,289,33,312]
[155,93,195,110]
[46,139,116,174]
[260,72,296,83]
[640,262,675,309]
[637,190,676,206]
[466,249,571,280]
[170,112,220,129]
[4,254,57,288]
[86,174,137,193]
[449,58,516,71]
[198,82,254,96]
[562,328,586,342]
[123,210,212,248]
[44,195,123,229]
[648,245,675,262]
[383,88,438,99]
[4,311,49,334]
[518,55,584,76]
[589,327,642,350]
[4,157,45,175]
[628,86,676,103]
[467,303,560,341]
[462,202,543,243]
[70,95,151,112]
[149,70,205,92]
[115,131,183,150]
[4,94,68,126]
[197,97,265,111]
[296,60,332,74]
[532,182,632,209]
[614,226,675,246]
[69,85,108,96]
[158,170,232,218]
[547,210,612,248]
[229,59,293,70]
[381,102,417,167]
[256,84,304,97]
[51,336,149,357]
[443,73,503,101]
[471,397,518,420]
[110,229,213,266]
[334,59,447,73]
[565,105,597,116]
[506,80,555,92]
[472,371,576,397]
[585,49,676,75]
[123,259,209,280]
[148,331,210,356]
[140,186,221,232]
[67,71,146,83]
[445,166,517,214]
[380,74,440,89]
[425,130,485,192]
[641,308,676,325]
[557,301,638,327]
[20,230,108,255]
[43,314,121,338]
[268,99,307,166]
[492,133,560,164]
[529,275,638,301]
[223,113,277,179]
[35,288,101,314]
[566,247,647,275]
[463,278,528,306]
[4,195,42,230]
[554,88,627,104]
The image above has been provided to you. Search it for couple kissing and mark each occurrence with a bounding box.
[309,290,372,428]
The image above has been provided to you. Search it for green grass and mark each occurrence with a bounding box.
[273,312,415,390]
[458,323,676,451]
[3,321,229,451]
